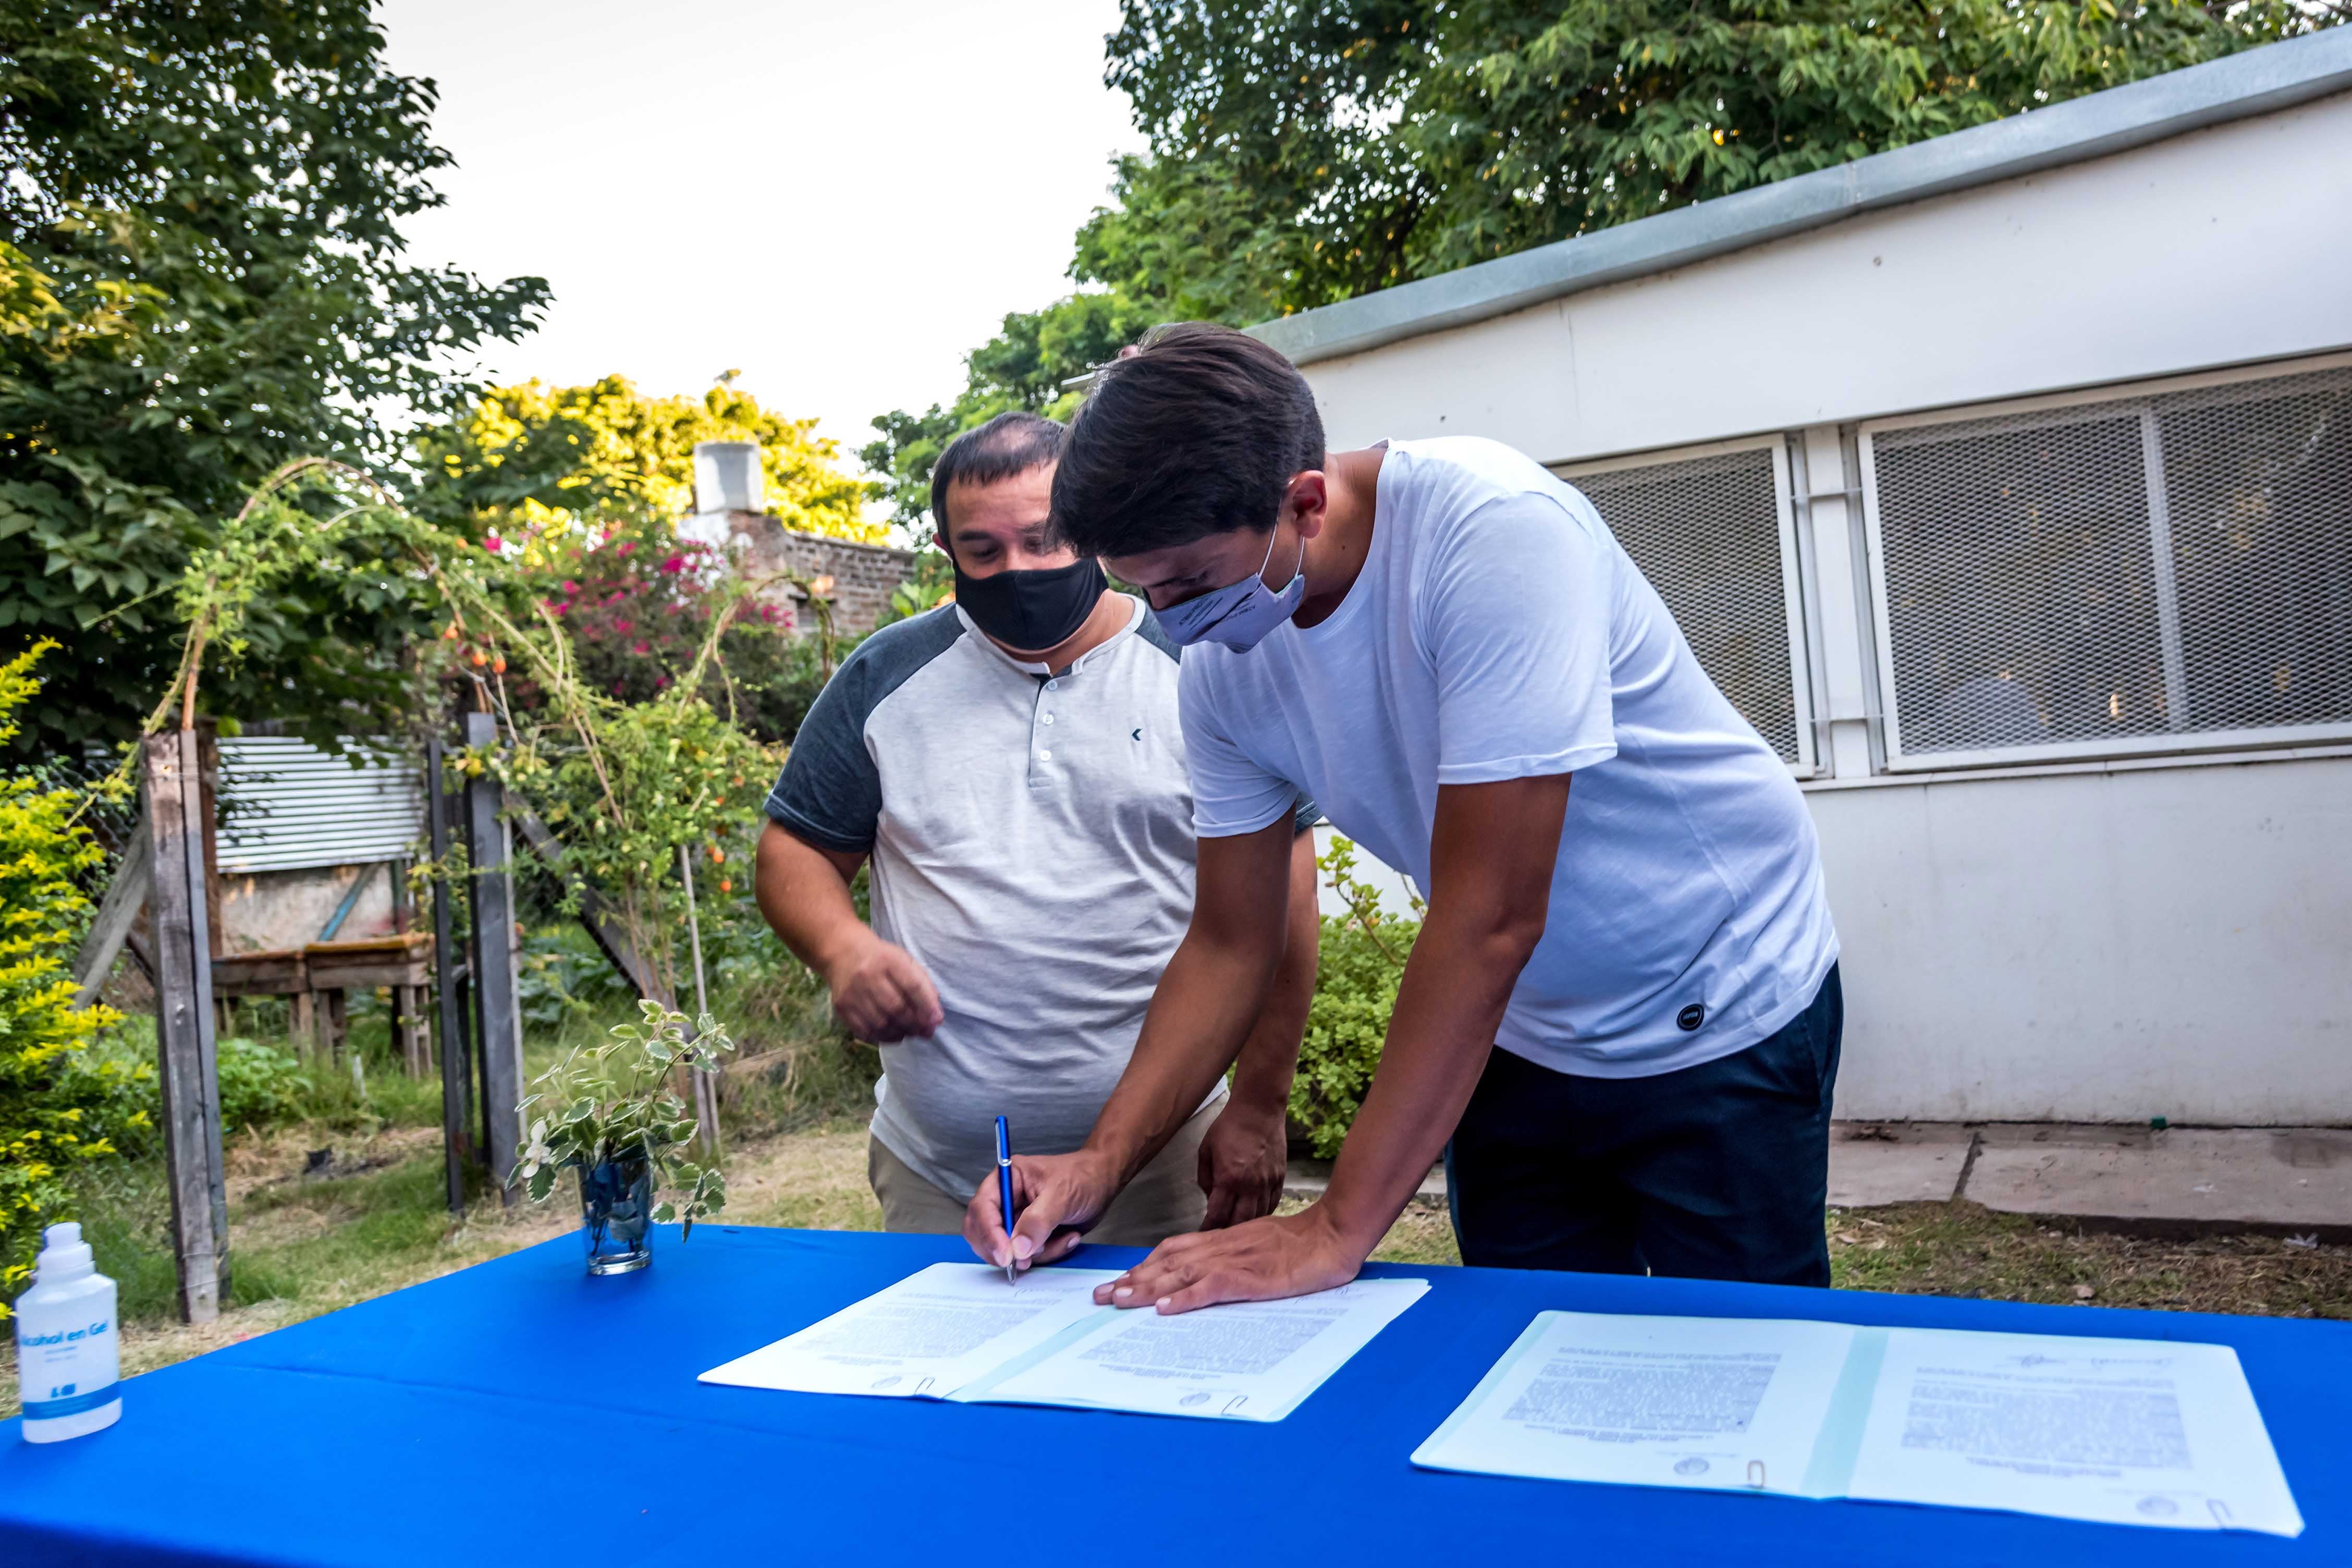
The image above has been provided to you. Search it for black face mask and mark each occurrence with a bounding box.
[950,555,1107,654]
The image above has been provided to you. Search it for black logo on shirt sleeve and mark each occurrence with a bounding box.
[1676,1003,1706,1032]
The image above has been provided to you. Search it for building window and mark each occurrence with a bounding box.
[1860,357,2352,767]
[1558,440,1811,768]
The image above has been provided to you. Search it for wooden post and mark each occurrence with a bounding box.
[389,855,431,1075]
[393,985,432,1077]
[322,988,348,1060]
[426,736,475,1214]
[71,816,153,1008]
[195,722,224,960]
[679,845,721,1156]
[143,732,229,1325]
[463,712,523,1204]
[289,990,317,1059]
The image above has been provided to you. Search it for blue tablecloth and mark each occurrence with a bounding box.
[4,1226,2346,1565]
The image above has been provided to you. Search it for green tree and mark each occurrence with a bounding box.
[0,642,144,1314]
[415,375,883,548]
[868,0,2341,525]
[860,292,1158,535]
[0,2,548,761]
[1085,0,2339,320]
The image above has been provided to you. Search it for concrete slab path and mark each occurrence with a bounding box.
[1828,1122,1973,1206]
[1966,1124,2352,1239]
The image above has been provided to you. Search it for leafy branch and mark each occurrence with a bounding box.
[516,1000,735,1235]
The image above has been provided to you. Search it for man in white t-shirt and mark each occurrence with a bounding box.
[964,326,1842,1312]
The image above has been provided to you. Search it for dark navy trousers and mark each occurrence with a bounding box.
[1446,964,1843,1288]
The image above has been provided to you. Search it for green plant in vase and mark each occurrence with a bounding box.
[516,1000,734,1273]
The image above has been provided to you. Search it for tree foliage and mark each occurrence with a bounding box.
[0,642,140,1314]
[1086,0,2335,320]
[859,293,1158,536]
[416,375,882,548]
[528,521,824,746]
[0,2,548,760]
[413,375,876,742]
[868,1,2341,520]
[1292,837,1420,1159]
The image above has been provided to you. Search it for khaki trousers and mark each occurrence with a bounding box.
[867,1095,1222,1248]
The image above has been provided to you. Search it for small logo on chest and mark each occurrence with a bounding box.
[1131,727,1143,742]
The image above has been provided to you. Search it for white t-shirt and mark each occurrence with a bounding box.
[1178,436,1839,1077]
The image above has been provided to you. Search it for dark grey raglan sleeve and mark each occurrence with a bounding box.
[764,607,966,853]
[1134,602,1325,837]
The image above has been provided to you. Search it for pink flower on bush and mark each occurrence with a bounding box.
[659,555,685,574]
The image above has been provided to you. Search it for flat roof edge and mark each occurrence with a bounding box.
[1250,29,2352,366]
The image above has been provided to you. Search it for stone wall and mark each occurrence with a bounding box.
[708,511,921,639]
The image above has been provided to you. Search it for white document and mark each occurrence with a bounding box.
[699,1263,1118,1399]
[1845,1328,2304,1537]
[1414,1312,2301,1537]
[1413,1311,1857,1496]
[702,1264,1428,1423]
[956,1277,1430,1423]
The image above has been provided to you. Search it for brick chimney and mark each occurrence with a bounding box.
[685,439,919,639]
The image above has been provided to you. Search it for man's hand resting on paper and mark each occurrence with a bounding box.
[1195,1097,1288,1230]
[1095,1204,1361,1314]
[824,933,943,1044]
[963,1150,1117,1272]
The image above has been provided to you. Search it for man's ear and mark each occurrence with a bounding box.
[1283,470,1331,541]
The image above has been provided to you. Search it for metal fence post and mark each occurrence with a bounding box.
[142,731,229,1324]
[426,735,475,1213]
[463,712,523,1203]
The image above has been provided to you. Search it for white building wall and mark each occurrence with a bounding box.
[1289,87,2352,1123]
[1297,91,2352,464]
[1811,753,2352,1123]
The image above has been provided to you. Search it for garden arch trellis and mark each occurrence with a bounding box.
[83,458,733,1322]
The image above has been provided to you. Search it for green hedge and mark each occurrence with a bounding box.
[1288,839,1419,1160]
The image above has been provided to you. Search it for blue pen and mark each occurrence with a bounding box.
[995,1115,1018,1285]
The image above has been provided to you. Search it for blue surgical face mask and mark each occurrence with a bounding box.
[1153,528,1306,651]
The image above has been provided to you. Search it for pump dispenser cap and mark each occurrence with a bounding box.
[38,1221,95,1283]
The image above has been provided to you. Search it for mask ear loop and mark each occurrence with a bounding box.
[1257,520,1306,595]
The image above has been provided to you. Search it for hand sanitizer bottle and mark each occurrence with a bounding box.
[14,1222,121,1442]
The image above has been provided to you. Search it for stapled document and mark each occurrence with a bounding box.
[1412,1311,2301,1536]
[702,1262,1428,1423]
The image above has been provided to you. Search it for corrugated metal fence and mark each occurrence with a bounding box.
[216,738,425,874]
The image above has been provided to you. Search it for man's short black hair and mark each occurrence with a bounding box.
[1049,323,1326,559]
[928,411,1066,547]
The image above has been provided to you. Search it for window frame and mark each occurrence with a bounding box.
[1554,433,1819,777]
[1858,351,2352,773]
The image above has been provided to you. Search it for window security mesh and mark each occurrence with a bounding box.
[1570,447,1800,763]
[1870,362,2352,758]
[2158,369,2352,735]
[1871,409,2166,754]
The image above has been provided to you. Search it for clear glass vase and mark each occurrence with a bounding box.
[578,1153,654,1275]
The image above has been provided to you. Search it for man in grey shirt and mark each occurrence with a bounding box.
[754,412,1321,1244]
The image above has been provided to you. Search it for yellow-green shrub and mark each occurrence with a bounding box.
[0,642,142,1314]
[1288,838,1420,1160]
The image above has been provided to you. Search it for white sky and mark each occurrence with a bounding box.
[378,0,1142,465]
